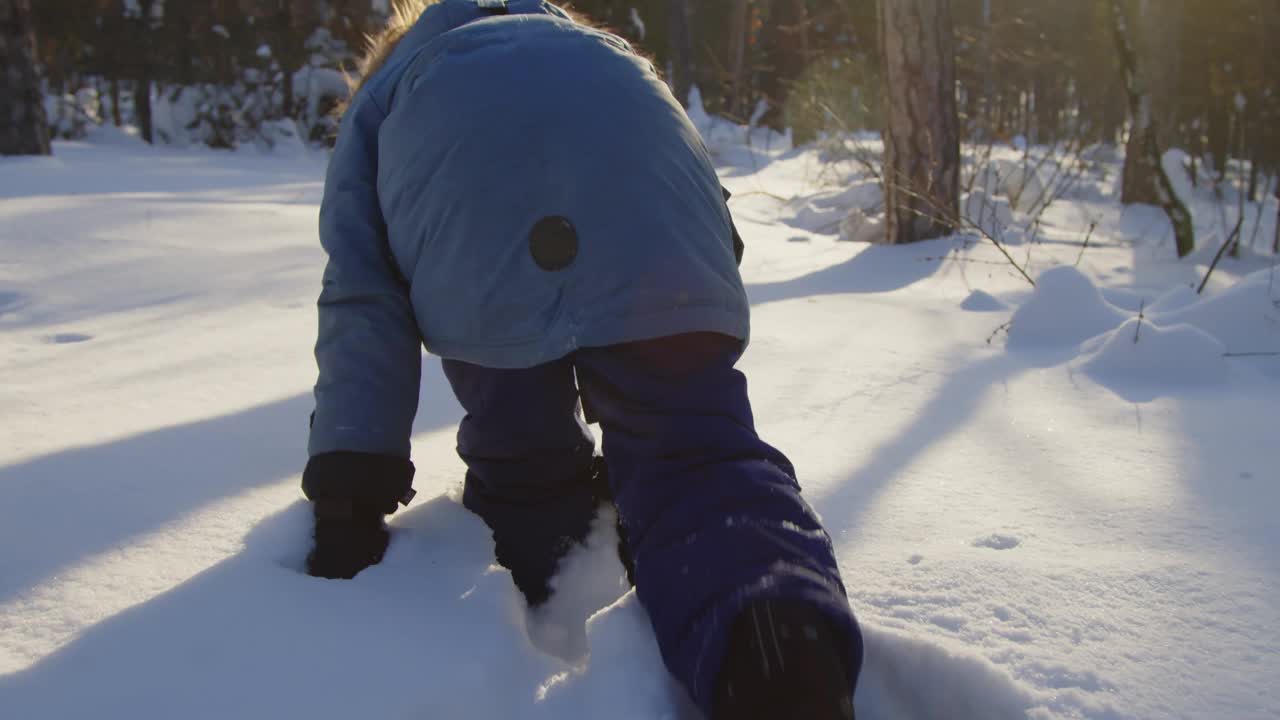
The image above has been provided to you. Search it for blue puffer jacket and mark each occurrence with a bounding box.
[309,0,749,459]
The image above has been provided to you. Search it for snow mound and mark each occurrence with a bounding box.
[534,594,698,720]
[1007,266,1128,349]
[973,158,1046,213]
[840,208,886,244]
[1147,284,1200,313]
[960,290,1008,312]
[784,182,884,237]
[1078,318,1228,398]
[763,180,887,241]
[856,625,1038,720]
[1008,267,1273,393]
[1155,268,1280,355]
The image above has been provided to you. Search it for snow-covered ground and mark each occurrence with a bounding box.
[2,121,1277,719]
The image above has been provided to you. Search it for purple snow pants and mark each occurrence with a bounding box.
[441,332,862,715]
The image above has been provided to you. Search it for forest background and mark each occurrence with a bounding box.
[10,0,1280,254]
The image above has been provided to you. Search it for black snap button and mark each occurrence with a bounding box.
[529,216,578,272]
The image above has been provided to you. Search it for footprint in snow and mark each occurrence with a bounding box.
[0,290,25,316]
[47,333,94,345]
[973,534,1021,550]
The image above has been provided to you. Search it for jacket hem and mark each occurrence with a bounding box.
[422,303,750,369]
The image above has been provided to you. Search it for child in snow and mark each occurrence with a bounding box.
[301,1,862,717]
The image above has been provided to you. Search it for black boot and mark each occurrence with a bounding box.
[713,600,855,720]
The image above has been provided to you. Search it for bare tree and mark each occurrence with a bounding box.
[1266,0,1280,254]
[0,0,50,155]
[879,0,961,244]
[1120,0,1176,206]
[667,0,693,108]
[1139,0,1184,152]
[130,0,159,144]
[760,0,809,130]
[726,0,749,118]
[1111,0,1195,257]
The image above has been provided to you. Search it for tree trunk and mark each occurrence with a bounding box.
[1121,112,1163,205]
[878,0,961,244]
[726,0,749,118]
[760,0,808,132]
[275,0,305,119]
[133,0,156,144]
[1111,0,1194,257]
[135,77,153,143]
[1188,131,1199,188]
[1139,0,1182,150]
[1119,1,1164,205]
[1206,102,1229,181]
[0,0,51,155]
[1247,156,1259,203]
[110,77,122,126]
[980,0,993,138]
[667,0,693,107]
[1266,2,1280,253]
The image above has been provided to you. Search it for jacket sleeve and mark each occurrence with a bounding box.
[308,93,422,463]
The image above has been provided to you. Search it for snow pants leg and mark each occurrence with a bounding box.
[444,333,861,715]
[441,356,599,607]
[573,332,861,715]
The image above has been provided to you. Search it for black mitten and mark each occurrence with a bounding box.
[300,451,416,579]
[306,498,390,579]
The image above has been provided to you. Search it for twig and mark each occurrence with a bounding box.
[888,174,1037,287]
[1133,300,1145,344]
[918,256,1011,266]
[816,99,883,185]
[1197,215,1244,295]
[1223,352,1280,358]
[732,190,791,202]
[1075,220,1098,267]
[986,321,1012,345]
[964,139,997,196]
[1023,217,1041,275]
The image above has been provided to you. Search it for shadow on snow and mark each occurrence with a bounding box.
[0,357,461,608]
[746,241,950,306]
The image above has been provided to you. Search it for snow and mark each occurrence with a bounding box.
[960,290,1007,313]
[1077,318,1229,401]
[1157,269,1280,361]
[962,189,1015,238]
[972,157,1047,214]
[2,117,1280,719]
[1007,266,1129,349]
